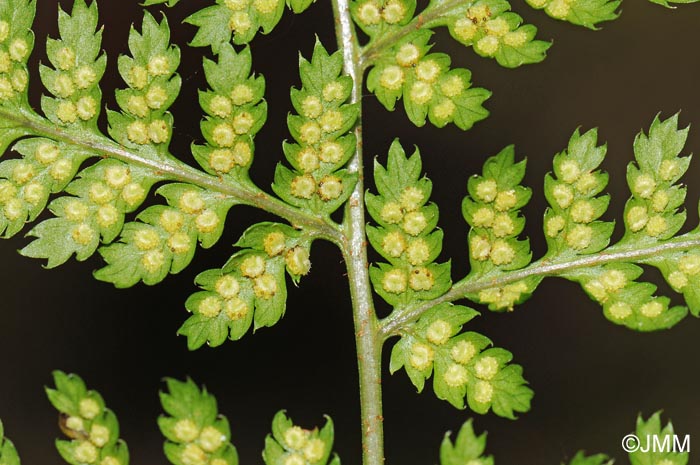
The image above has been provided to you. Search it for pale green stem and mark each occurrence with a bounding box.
[0,107,343,244]
[331,1,385,465]
[379,235,700,337]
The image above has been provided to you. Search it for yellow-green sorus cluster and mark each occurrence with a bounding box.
[406,320,482,393]
[222,0,284,43]
[446,0,547,67]
[368,30,489,129]
[41,1,105,126]
[548,121,690,331]
[263,412,335,465]
[276,41,357,213]
[188,268,253,333]
[194,45,265,177]
[115,13,180,148]
[278,426,327,465]
[623,141,688,243]
[47,372,128,465]
[0,138,85,237]
[524,0,620,29]
[159,378,237,465]
[186,0,316,51]
[525,0,576,19]
[60,160,152,250]
[543,129,611,256]
[574,263,686,331]
[476,280,533,311]
[374,185,437,295]
[464,146,531,273]
[19,157,155,269]
[59,403,117,465]
[352,0,414,30]
[194,250,292,322]
[182,223,311,349]
[367,142,450,306]
[391,303,532,416]
[170,418,230,465]
[659,252,700,317]
[119,186,228,281]
[0,16,31,103]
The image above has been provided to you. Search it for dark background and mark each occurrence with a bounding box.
[2,1,700,464]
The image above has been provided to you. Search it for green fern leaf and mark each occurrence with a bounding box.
[273,39,358,215]
[0,420,20,465]
[565,451,613,465]
[426,0,552,68]
[543,128,613,258]
[439,420,493,465]
[628,412,689,465]
[264,411,339,465]
[0,0,100,239]
[389,302,532,417]
[462,145,540,311]
[192,44,265,182]
[143,0,181,5]
[186,0,315,52]
[95,184,235,287]
[46,371,130,465]
[524,0,620,29]
[111,11,180,154]
[367,140,451,307]
[366,30,491,130]
[180,222,313,349]
[159,378,239,465]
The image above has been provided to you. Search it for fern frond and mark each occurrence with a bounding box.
[143,0,181,6]
[273,39,358,215]
[356,0,625,131]
[462,145,540,310]
[565,452,613,465]
[46,371,130,465]
[367,140,451,306]
[389,302,532,417]
[439,420,493,465]
[264,411,339,465]
[185,0,317,53]
[358,0,552,67]
[628,412,689,465]
[0,0,81,238]
[368,141,531,418]
[0,420,20,465]
[543,128,612,259]
[548,119,690,330]
[159,378,238,465]
[365,29,491,129]
[380,113,700,338]
[192,44,265,180]
[424,0,551,68]
[0,0,341,304]
[524,0,621,29]
[179,222,313,349]
[18,6,180,268]
[0,0,34,118]
[179,39,357,350]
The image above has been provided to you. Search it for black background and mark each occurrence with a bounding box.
[2,1,700,464]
